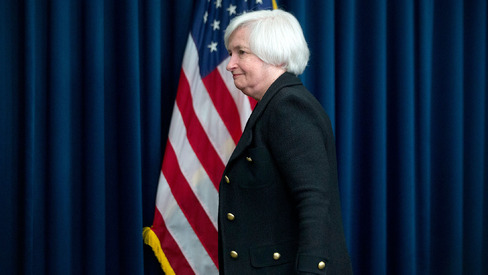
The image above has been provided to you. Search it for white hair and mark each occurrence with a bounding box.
[224,9,310,75]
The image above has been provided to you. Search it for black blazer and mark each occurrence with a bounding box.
[218,72,352,274]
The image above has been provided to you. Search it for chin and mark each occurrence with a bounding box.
[234,82,245,91]
[240,89,255,99]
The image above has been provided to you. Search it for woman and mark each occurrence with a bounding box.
[219,9,353,274]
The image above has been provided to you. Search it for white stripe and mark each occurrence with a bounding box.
[182,35,236,164]
[168,104,219,228]
[156,172,219,275]
[217,58,253,132]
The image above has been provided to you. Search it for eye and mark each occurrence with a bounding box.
[238,50,246,55]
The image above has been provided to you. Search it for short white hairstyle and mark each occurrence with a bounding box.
[224,9,310,75]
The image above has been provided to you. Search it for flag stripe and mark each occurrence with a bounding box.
[152,207,193,274]
[168,105,218,228]
[162,142,219,266]
[155,172,218,274]
[249,95,258,109]
[202,69,243,144]
[182,36,236,164]
[176,70,225,188]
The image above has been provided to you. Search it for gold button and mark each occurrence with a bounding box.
[230,251,238,258]
[318,261,326,270]
[246,156,253,162]
[225,175,230,183]
[273,252,281,260]
[227,213,235,221]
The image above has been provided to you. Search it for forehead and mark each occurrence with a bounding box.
[228,27,250,49]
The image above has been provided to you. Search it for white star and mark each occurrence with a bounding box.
[256,0,263,4]
[203,11,208,23]
[211,19,220,31]
[215,0,222,8]
[208,41,218,52]
[227,4,237,16]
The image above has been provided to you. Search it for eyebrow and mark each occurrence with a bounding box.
[230,45,244,50]
[229,45,250,53]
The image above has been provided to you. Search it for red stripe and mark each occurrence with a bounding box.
[249,97,258,109]
[162,141,219,267]
[176,69,225,189]
[152,207,195,274]
[202,69,243,144]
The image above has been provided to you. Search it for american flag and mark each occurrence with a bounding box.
[143,0,276,274]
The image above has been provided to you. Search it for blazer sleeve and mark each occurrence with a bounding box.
[265,89,337,273]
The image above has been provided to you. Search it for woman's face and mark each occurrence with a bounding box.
[226,27,283,101]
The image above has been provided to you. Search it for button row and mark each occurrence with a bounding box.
[228,251,284,261]
[224,156,252,185]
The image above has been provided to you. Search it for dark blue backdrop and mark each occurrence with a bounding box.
[0,0,486,274]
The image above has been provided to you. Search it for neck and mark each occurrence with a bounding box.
[254,69,286,102]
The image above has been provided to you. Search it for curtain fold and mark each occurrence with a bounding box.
[1,0,192,274]
[80,0,106,272]
[0,0,486,274]
[462,1,488,273]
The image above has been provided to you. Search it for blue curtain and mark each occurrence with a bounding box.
[280,0,488,274]
[0,0,486,275]
[1,0,192,274]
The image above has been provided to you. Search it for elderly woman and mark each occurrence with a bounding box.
[219,9,353,274]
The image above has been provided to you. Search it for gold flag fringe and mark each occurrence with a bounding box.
[142,227,175,275]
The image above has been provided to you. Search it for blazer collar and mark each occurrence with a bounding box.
[227,72,302,165]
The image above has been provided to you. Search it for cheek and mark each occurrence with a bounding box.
[246,68,261,83]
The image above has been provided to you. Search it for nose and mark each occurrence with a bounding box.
[226,55,236,72]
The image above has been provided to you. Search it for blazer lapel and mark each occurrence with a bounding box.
[226,73,302,165]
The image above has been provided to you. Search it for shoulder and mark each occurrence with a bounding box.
[264,82,335,141]
[269,83,329,123]
[264,73,323,111]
